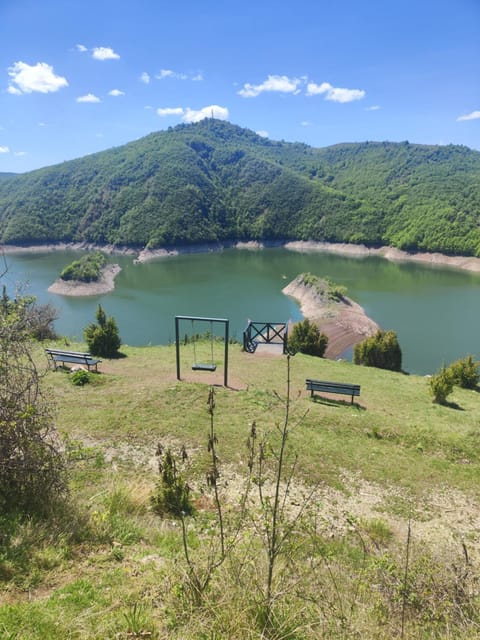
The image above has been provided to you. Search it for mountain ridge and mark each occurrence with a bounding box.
[1,119,479,256]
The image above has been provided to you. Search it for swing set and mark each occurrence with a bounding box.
[175,315,229,386]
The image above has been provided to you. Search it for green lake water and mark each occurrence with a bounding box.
[3,246,480,375]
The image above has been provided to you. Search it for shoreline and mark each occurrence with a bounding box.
[282,275,379,359]
[3,239,480,274]
[47,264,122,297]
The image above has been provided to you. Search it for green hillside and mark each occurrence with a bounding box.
[1,119,480,255]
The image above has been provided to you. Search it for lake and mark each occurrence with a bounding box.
[2,246,480,375]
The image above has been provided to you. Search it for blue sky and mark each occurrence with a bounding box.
[1,0,479,173]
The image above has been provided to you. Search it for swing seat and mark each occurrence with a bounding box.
[192,363,217,372]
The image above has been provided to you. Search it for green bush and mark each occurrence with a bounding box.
[447,355,479,389]
[288,319,328,357]
[84,305,121,358]
[151,448,193,517]
[70,369,91,386]
[60,251,107,283]
[429,365,454,404]
[354,330,402,372]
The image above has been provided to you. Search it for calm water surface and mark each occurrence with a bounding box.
[3,247,480,375]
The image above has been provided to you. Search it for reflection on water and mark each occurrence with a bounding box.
[3,247,480,375]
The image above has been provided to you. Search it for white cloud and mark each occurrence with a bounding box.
[457,110,480,122]
[140,72,150,84]
[306,81,331,96]
[365,105,381,111]
[14,151,26,156]
[156,104,229,123]
[238,74,301,98]
[306,81,365,103]
[76,44,87,52]
[157,107,184,117]
[0,146,9,153]
[8,61,68,94]
[156,68,200,81]
[76,93,101,103]
[92,47,120,61]
[256,130,269,138]
[108,89,125,96]
[157,69,175,79]
[182,105,229,123]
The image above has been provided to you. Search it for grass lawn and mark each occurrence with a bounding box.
[1,341,480,639]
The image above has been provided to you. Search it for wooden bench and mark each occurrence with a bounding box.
[306,379,360,404]
[45,348,101,372]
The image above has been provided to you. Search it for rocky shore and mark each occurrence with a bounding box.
[3,240,480,273]
[48,264,121,297]
[283,274,380,359]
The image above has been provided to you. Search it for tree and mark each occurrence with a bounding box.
[354,330,402,372]
[84,304,121,358]
[447,355,479,389]
[0,280,66,515]
[288,318,328,357]
[429,365,454,404]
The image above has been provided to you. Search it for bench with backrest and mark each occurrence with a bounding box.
[306,379,360,404]
[45,348,101,372]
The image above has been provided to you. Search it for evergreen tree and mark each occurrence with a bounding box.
[84,305,121,358]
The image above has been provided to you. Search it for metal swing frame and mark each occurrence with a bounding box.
[175,315,229,387]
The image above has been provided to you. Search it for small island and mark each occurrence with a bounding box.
[48,252,121,297]
[283,273,379,358]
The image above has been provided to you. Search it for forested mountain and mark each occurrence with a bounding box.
[1,119,480,255]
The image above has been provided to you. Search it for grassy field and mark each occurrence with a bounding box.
[1,340,480,639]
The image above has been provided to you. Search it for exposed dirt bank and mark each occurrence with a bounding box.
[283,274,379,359]
[3,240,480,273]
[285,241,480,273]
[48,264,121,297]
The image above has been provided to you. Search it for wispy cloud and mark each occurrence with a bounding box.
[457,110,480,122]
[306,81,365,102]
[183,105,229,122]
[7,61,68,94]
[0,146,9,153]
[14,151,26,156]
[108,89,125,96]
[157,107,184,117]
[365,105,381,111]
[256,130,269,138]
[92,47,120,61]
[238,74,301,98]
[140,72,150,84]
[155,68,203,82]
[76,44,87,53]
[156,104,229,123]
[76,93,101,103]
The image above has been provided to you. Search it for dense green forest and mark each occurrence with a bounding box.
[0,119,480,255]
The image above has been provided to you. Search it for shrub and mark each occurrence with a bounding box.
[151,448,193,517]
[60,251,107,283]
[447,355,479,389]
[84,305,121,358]
[0,285,67,515]
[288,318,328,357]
[429,365,454,404]
[70,369,91,386]
[354,330,402,371]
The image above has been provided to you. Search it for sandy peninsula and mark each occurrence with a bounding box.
[48,264,122,297]
[283,274,379,359]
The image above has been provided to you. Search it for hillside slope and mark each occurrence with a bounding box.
[1,119,480,255]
